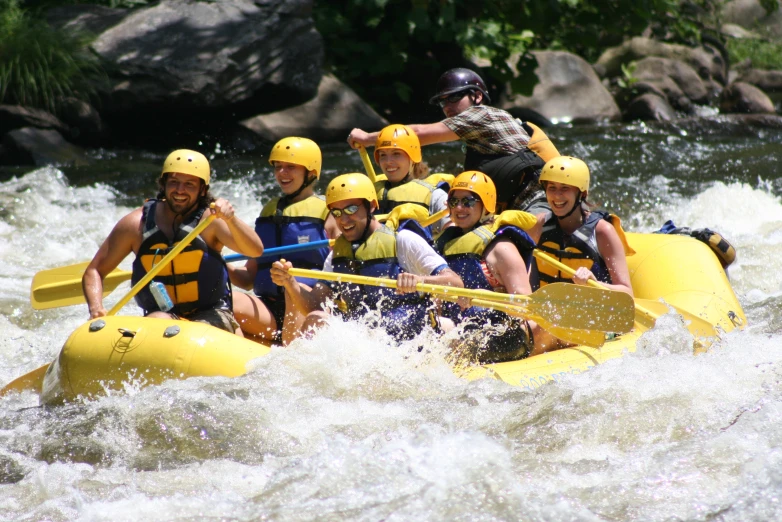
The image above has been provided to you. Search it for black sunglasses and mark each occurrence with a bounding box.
[329,204,361,218]
[437,90,471,108]
[447,196,481,208]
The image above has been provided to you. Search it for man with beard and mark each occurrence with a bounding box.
[82,149,264,333]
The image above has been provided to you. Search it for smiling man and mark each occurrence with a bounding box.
[82,149,264,333]
[348,68,560,214]
[270,173,463,342]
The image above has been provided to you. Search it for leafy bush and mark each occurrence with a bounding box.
[726,37,782,70]
[0,0,106,113]
[313,0,705,121]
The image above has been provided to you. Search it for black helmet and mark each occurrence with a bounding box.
[429,68,491,105]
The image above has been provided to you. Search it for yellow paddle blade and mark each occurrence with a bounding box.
[31,263,132,310]
[533,249,720,339]
[470,283,634,334]
[468,298,608,348]
[0,363,49,397]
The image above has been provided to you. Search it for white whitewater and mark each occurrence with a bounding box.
[1,160,781,521]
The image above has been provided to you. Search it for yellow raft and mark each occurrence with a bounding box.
[39,232,745,404]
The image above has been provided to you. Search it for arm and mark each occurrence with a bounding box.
[348,122,459,149]
[484,239,533,295]
[203,198,264,257]
[574,220,633,296]
[270,259,334,314]
[395,230,464,293]
[82,209,142,319]
[227,257,258,291]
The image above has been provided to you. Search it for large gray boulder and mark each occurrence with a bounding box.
[719,81,777,114]
[736,69,782,92]
[241,74,388,142]
[500,51,621,123]
[1,128,90,167]
[722,0,782,39]
[47,0,323,119]
[595,37,728,86]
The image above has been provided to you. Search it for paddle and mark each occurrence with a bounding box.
[30,240,336,311]
[435,294,608,348]
[287,268,634,337]
[357,145,387,183]
[532,249,719,340]
[2,210,219,397]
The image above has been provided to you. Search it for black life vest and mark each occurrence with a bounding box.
[131,200,231,316]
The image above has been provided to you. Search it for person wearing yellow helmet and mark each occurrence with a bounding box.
[228,137,340,345]
[372,124,451,238]
[82,149,264,333]
[348,68,560,214]
[270,173,463,342]
[529,156,634,296]
[435,171,557,361]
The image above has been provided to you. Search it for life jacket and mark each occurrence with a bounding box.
[522,122,560,162]
[131,199,231,316]
[435,211,536,323]
[253,195,330,297]
[375,178,447,242]
[331,224,431,341]
[464,146,545,214]
[534,210,633,287]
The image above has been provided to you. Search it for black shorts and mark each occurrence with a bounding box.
[259,295,286,343]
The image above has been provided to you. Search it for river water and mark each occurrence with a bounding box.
[1,118,781,521]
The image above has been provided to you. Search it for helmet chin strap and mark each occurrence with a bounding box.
[353,200,374,245]
[556,193,582,221]
[282,174,316,204]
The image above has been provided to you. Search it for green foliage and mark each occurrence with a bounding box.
[726,37,782,70]
[0,0,106,112]
[617,62,638,89]
[313,0,703,120]
[759,0,779,14]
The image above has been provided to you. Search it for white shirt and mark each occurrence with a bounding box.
[323,229,448,276]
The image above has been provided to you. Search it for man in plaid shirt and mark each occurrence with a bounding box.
[349,68,559,214]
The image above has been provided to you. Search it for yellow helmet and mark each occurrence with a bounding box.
[269,137,322,177]
[539,156,590,194]
[326,173,378,207]
[374,124,422,164]
[161,149,210,185]
[450,171,496,213]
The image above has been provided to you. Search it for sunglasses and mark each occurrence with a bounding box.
[447,196,481,209]
[329,204,361,218]
[437,91,470,108]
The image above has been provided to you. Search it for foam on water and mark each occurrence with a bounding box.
[2,163,782,520]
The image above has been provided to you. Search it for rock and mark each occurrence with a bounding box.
[56,98,108,146]
[736,69,782,92]
[241,73,388,143]
[49,0,323,119]
[722,0,782,39]
[624,93,678,121]
[632,57,710,108]
[499,51,621,123]
[0,128,90,166]
[719,81,776,114]
[46,4,129,34]
[0,106,70,136]
[595,37,728,86]
[720,22,762,39]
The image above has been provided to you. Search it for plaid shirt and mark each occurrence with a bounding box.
[442,105,530,156]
